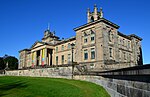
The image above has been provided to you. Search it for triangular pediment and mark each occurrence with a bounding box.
[31,41,44,49]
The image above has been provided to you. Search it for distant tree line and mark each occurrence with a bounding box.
[0,55,18,70]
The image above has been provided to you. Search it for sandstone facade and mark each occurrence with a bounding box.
[19,5,143,70]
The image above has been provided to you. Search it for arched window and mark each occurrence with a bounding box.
[91,16,94,22]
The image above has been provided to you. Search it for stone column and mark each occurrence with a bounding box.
[40,50,42,65]
[34,51,37,66]
[44,48,47,65]
[42,49,44,66]
[47,54,49,66]
[49,53,51,66]
[31,52,34,67]
[32,51,36,67]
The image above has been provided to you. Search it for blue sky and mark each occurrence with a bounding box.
[0,0,149,64]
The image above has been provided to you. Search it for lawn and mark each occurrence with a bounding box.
[0,76,110,97]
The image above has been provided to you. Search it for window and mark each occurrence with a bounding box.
[128,41,130,48]
[91,36,95,41]
[84,49,88,60]
[61,55,64,64]
[129,53,131,62]
[128,53,131,62]
[124,52,126,60]
[91,48,95,59]
[123,52,126,60]
[109,48,113,58]
[84,32,88,43]
[120,38,122,45]
[61,45,64,51]
[108,31,111,42]
[124,39,126,46]
[84,38,88,43]
[68,54,71,63]
[119,50,121,59]
[56,47,58,52]
[68,43,71,49]
[91,30,95,42]
[56,56,58,65]
[123,39,125,46]
[108,30,113,42]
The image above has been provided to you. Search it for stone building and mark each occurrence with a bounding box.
[19,5,143,70]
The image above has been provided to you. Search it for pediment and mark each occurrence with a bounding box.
[31,41,44,49]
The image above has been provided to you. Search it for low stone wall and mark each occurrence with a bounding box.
[5,67,72,79]
[4,66,150,97]
[75,75,150,97]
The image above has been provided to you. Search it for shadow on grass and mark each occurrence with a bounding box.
[0,81,28,96]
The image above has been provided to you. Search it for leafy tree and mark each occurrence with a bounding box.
[0,57,5,69]
[4,56,18,70]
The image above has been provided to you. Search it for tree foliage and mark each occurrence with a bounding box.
[0,57,5,70]
[3,56,18,70]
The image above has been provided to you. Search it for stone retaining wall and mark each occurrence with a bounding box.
[4,67,150,97]
[74,75,150,97]
[5,67,72,79]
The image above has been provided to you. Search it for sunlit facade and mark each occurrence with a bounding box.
[19,5,143,70]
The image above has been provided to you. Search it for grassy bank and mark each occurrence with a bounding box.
[0,76,110,97]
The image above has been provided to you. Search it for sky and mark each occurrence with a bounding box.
[0,0,149,64]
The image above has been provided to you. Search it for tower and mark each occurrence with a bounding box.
[42,25,59,43]
[87,4,103,23]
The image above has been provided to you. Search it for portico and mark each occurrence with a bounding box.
[31,41,54,67]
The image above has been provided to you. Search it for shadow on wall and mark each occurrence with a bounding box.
[0,81,28,96]
[102,75,150,83]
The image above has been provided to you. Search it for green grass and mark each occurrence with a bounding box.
[0,76,110,97]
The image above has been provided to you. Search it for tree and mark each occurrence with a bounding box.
[0,57,5,69]
[3,56,18,70]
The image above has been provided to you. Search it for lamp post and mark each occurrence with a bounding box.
[71,43,75,79]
